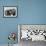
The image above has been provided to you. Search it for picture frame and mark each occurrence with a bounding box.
[3,6,17,18]
[18,24,46,42]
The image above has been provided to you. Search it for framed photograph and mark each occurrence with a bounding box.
[18,24,46,42]
[3,6,17,17]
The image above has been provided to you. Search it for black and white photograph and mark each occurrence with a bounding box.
[3,6,17,17]
[18,25,46,46]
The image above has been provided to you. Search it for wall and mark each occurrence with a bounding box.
[0,0,18,44]
[18,0,46,24]
[0,0,46,45]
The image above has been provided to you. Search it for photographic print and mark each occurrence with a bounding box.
[3,6,17,17]
[18,24,46,41]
